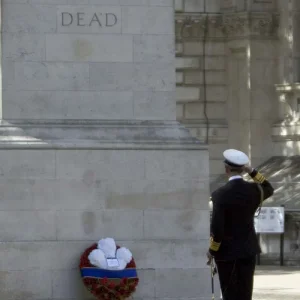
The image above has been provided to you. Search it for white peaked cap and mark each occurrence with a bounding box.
[223,149,249,167]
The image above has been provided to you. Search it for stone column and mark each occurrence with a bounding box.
[0,2,210,300]
[224,2,280,167]
[272,1,300,155]
[227,41,252,158]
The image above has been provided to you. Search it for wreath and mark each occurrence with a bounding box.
[79,238,139,300]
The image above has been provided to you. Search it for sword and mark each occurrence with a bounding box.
[208,257,217,300]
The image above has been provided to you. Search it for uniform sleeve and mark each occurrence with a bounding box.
[249,169,274,200]
[209,194,225,255]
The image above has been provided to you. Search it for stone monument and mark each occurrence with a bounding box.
[0,1,211,299]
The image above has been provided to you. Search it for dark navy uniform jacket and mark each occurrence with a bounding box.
[209,169,274,261]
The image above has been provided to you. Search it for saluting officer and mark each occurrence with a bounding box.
[207,149,274,300]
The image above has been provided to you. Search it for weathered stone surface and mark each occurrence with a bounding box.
[56,209,144,240]
[105,179,209,210]
[144,210,209,239]
[144,150,209,179]
[0,211,56,241]
[133,34,174,63]
[0,150,55,178]
[0,2,212,300]
[155,268,216,298]
[3,91,135,119]
[56,150,145,179]
[0,270,52,299]
[3,3,57,33]
[133,63,175,91]
[133,91,176,120]
[14,62,90,91]
[0,242,90,271]
[89,63,175,92]
[2,33,45,61]
[0,179,105,210]
[46,34,133,62]
[122,6,173,34]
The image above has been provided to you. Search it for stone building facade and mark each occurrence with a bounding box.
[0,1,212,299]
[0,1,299,299]
[175,0,300,264]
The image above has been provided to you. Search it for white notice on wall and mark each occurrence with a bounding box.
[254,207,284,234]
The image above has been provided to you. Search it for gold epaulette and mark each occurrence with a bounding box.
[209,236,221,252]
[253,172,266,184]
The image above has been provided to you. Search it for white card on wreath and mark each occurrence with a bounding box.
[107,258,119,268]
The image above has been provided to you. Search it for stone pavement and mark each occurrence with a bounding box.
[253,266,300,300]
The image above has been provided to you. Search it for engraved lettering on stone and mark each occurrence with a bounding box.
[77,13,85,26]
[61,12,118,28]
[106,13,117,27]
[62,12,73,26]
[89,13,102,27]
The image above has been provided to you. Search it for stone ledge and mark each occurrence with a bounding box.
[175,12,279,40]
[0,119,207,150]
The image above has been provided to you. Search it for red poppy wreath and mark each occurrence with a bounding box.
[79,237,139,300]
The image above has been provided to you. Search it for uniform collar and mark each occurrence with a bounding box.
[229,175,242,181]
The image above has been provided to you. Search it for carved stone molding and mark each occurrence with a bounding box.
[175,12,279,40]
[175,14,223,40]
[273,83,300,127]
[272,83,300,141]
[221,14,249,37]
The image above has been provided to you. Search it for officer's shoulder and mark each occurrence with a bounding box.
[211,185,228,202]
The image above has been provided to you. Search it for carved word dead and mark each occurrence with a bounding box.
[61,12,117,27]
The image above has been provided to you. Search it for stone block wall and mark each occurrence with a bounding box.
[175,1,229,181]
[0,1,213,300]
[175,0,281,180]
[0,148,212,299]
[2,0,176,121]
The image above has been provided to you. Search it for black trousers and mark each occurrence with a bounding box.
[215,255,256,300]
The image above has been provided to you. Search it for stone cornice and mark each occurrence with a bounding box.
[175,12,279,40]
[0,120,207,150]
